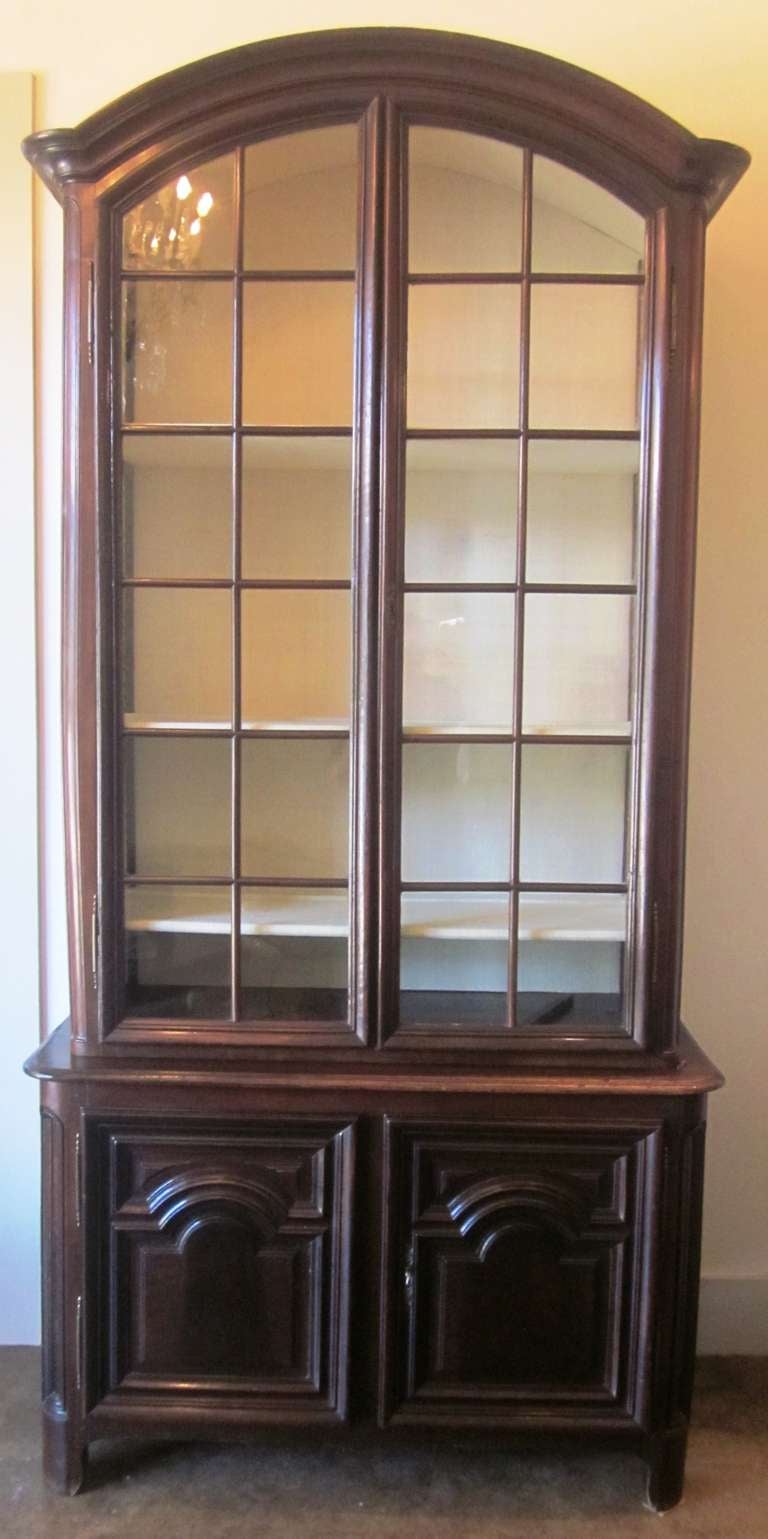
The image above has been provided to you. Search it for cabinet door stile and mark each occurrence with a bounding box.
[349,97,388,1043]
[376,100,409,1040]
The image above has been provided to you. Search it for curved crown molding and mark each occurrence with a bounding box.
[23,28,749,218]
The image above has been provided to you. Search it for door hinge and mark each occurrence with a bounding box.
[90,896,99,994]
[75,1295,83,1392]
[74,1132,82,1229]
[669,267,678,362]
[652,900,660,989]
[86,260,95,366]
[403,1240,416,1311]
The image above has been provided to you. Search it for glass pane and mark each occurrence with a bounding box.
[409,128,523,273]
[241,591,350,727]
[123,154,235,271]
[241,739,349,878]
[123,588,232,728]
[407,286,521,428]
[243,126,358,270]
[404,439,518,584]
[532,156,645,274]
[122,280,233,424]
[403,593,515,733]
[242,281,355,426]
[125,737,231,877]
[529,286,640,430]
[124,884,231,1019]
[400,890,509,1028]
[520,745,628,884]
[517,892,626,1032]
[523,593,632,736]
[401,744,512,882]
[526,439,638,585]
[240,887,347,1021]
[242,436,351,579]
[122,435,233,579]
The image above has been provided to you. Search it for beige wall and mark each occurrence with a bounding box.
[2,0,766,1345]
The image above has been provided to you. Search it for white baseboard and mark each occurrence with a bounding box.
[697,1276,768,1354]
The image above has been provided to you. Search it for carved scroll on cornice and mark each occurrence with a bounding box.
[22,132,83,202]
[114,1167,292,1247]
[446,1174,592,1260]
[697,139,751,219]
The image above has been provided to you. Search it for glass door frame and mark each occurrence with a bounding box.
[376,105,652,1050]
[99,100,385,1047]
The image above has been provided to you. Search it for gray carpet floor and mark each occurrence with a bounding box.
[1,1350,766,1537]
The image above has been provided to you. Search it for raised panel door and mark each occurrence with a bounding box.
[88,1116,355,1418]
[380,1119,660,1426]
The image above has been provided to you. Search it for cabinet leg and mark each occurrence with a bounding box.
[42,1393,88,1495]
[645,1418,689,1513]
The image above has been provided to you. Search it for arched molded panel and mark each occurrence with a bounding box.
[447,1173,593,1258]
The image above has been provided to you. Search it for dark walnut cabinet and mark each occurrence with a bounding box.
[24,28,748,1509]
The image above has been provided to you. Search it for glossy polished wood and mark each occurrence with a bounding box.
[24,27,745,1510]
[24,31,748,214]
[380,1118,660,1423]
[30,1024,712,1508]
[22,28,749,1059]
[90,1115,354,1414]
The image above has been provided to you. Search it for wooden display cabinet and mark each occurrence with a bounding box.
[24,28,748,1509]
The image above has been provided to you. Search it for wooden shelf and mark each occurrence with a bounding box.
[404,722,632,738]
[123,716,630,738]
[405,435,640,473]
[124,716,232,732]
[125,890,626,942]
[521,722,631,738]
[123,716,350,733]
[406,892,625,942]
[123,432,352,467]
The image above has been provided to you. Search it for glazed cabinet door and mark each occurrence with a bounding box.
[380,127,649,1048]
[112,119,376,1043]
[380,1118,660,1428]
[87,1116,355,1419]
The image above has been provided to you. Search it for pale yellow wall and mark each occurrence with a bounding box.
[0,73,39,1343]
[3,0,767,1335]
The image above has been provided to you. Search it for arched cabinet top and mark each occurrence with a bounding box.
[24,27,748,219]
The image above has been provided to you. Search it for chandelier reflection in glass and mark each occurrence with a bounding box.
[124,173,216,269]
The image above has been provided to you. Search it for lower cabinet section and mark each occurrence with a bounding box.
[38,1082,708,1508]
[380,1119,660,1428]
[88,1116,355,1419]
[86,1111,661,1434]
